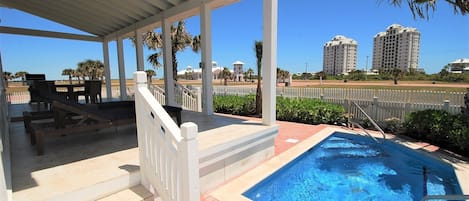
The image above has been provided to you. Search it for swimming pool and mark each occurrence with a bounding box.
[243,132,462,201]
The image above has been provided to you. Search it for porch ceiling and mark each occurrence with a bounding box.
[0,0,238,41]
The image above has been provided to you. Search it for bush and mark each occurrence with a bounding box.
[403,109,469,156]
[213,95,256,116]
[382,117,401,133]
[276,97,346,125]
[213,95,346,125]
[403,109,453,144]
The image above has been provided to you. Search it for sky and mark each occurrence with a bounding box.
[1,0,468,80]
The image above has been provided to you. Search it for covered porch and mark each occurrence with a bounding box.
[8,103,277,201]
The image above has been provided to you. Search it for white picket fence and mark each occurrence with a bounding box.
[214,86,466,123]
[134,72,199,201]
[7,84,202,112]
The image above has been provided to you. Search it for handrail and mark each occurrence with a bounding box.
[421,194,469,200]
[349,121,380,143]
[348,100,386,142]
[174,82,197,98]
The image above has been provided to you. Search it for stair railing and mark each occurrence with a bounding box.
[347,100,386,143]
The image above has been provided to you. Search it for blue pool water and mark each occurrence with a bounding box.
[243,132,462,201]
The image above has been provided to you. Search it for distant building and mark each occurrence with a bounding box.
[176,61,225,80]
[323,35,357,75]
[232,60,244,82]
[372,24,420,73]
[448,58,469,73]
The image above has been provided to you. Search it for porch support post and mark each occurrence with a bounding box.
[262,0,278,125]
[135,29,144,71]
[162,17,176,107]
[201,3,213,115]
[102,40,112,100]
[117,37,127,100]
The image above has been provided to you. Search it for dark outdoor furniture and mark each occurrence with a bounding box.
[30,100,136,155]
[25,74,46,104]
[55,83,85,103]
[35,81,69,108]
[85,80,102,104]
[28,99,183,155]
[162,105,182,126]
[74,80,102,104]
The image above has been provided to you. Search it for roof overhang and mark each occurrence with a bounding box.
[1,0,238,42]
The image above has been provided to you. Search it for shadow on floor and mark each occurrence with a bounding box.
[10,121,137,192]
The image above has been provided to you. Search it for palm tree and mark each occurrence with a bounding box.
[389,0,469,19]
[142,20,201,81]
[62,68,74,84]
[14,71,28,85]
[254,40,263,115]
[220,67,232,86]
[277,68,290,83]
[391,68,403,85]
[77,59,104,80]
[72,69,83,84]
[3,71,13,87]
[246,68,254,82]
[145,69,156,84]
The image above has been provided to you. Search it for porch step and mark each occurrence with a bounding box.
[45,166,141,201]
[97,185,156,201]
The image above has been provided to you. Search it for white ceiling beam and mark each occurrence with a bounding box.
[6,1,110,36]
[105,1,147,21]
[63,1,128,27]
[132,1,161,15]
[144,0,172,10]
[54,1,119,34]
[104,0,238,41]
[0,26,103,42]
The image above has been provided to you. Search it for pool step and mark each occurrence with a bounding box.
[318,139,383,159]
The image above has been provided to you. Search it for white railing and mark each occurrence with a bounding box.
[5,90,29,104]
[134,72,199,201]
[174,82,201,112]
[148,84,166,105]
[214,86,466,123]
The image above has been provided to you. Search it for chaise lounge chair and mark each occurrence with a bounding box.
[28,99,183,155]
[29,100,137,155]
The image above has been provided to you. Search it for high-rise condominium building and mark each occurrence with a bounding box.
[372,24,420,73]
[323,35,357,75]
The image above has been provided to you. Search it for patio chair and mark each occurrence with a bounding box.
[35,81,68,108]
[75,80,102,104]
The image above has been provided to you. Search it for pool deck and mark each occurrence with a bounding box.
[204,116,469,201]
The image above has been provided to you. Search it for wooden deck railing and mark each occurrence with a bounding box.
[134,72,199,201]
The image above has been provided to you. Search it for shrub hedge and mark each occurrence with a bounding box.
[403,109,469,156]
[213,95,346,125]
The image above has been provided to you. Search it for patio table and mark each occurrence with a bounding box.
[55,83,85,103]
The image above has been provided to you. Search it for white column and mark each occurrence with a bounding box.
[117,37,127,100]
[262,0,278,125]
[201,3,213,115]
[102,40,112,100]
[135,29,144,71]
[162,17,176,106]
